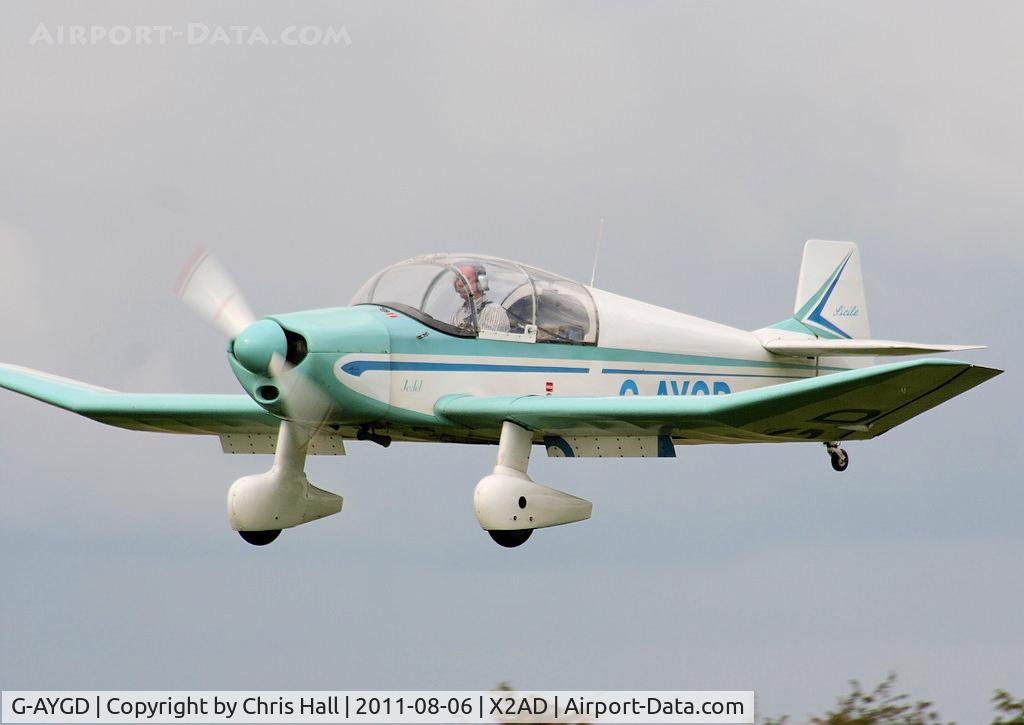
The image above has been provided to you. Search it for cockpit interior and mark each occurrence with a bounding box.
[351,254,599,345]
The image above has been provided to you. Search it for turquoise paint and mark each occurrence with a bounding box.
[0,363,277,434]
[767,317,819,336]
[368,305,847,372]
[270,306,390,354]
[771,255,854,340]
[794,253,851,320]
[434,359,997,435]
[230,306,393,426]
[791,252,853,340]
[232,319,287,374]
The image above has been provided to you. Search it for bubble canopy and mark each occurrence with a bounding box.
[351,254,598,344]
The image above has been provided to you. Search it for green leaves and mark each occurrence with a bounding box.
[766,673,1023,725]
[992,689,1024,725]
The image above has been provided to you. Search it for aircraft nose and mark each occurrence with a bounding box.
[232,319,288,374]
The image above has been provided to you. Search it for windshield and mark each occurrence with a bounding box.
[351,254,597,344]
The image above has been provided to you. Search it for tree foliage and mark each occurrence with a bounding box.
[766,673,1023,725]
[807,673,949,725]
[499,676,1023,725]
[993,689,1024,725]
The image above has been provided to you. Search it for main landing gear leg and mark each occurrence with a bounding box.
[228,420,343,545]
[487,421,535,548]
[474,421,592,548]
[825,441,849,472]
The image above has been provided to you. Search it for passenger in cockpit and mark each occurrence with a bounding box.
[450,263,510,334]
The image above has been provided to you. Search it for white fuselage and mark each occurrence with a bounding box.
[334,288,834,422]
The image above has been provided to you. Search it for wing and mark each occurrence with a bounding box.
[0,363,278,435]
[435,359,1002,443]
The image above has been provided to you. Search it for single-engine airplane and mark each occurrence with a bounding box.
[0,240,1002,547]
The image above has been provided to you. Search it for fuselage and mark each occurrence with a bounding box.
[229,287,846,444]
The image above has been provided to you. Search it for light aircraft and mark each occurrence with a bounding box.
[0,240,1001,547]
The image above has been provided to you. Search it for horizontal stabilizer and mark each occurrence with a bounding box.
[761,339,985,357]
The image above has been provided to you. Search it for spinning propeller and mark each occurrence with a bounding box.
[176,250,333,430]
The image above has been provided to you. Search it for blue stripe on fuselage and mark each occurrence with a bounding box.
[601,368,807,380]
[341,361,591,377]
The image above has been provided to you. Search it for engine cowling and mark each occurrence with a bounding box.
[228,466,343,532]
[473,465,592,532]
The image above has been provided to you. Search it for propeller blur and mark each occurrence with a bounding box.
[1,241,1002,548]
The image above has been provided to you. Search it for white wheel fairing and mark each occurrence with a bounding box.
[474,468,593,531]
[474,422,592,534]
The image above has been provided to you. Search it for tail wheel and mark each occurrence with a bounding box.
[488,529,532,548]
[830,450,849,472]
[239,529,282,546]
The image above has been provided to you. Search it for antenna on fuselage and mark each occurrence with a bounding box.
[589,217,605,288]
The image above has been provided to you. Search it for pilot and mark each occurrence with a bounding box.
[450,263,510,333]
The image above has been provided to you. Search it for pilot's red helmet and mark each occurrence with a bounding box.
[453,263,489,297]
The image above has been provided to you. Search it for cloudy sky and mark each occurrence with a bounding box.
[1,1,1021,722]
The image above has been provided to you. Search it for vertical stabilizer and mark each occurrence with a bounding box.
[792,240,870,339]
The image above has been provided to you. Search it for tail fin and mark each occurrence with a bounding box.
[756,240,986,361]
[789,239,870,339]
